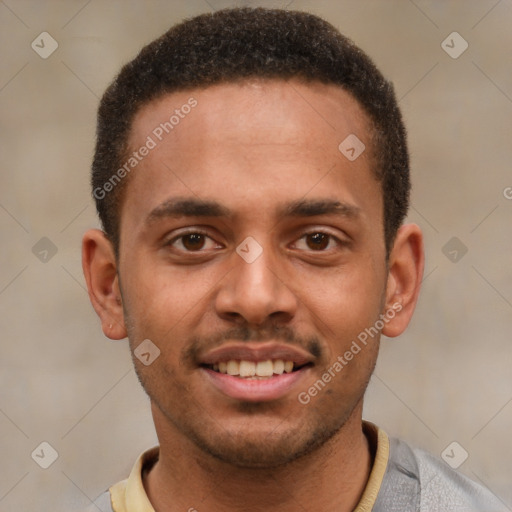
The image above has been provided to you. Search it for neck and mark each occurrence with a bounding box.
[144,403,372,512]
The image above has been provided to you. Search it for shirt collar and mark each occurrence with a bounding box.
[109,421,389,512]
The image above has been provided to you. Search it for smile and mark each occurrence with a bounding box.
[198,342,315,401]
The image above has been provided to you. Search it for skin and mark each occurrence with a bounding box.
[82,79,424,511]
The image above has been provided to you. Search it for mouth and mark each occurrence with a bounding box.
[199,343,315,402]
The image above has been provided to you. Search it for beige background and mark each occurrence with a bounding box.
[1,0,511,510]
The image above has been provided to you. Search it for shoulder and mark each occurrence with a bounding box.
[383,437,507,512]
[411,444,506,512]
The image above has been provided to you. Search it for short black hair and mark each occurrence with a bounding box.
[92,7,409,256]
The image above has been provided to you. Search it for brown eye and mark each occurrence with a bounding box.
[306,233,330,250]
[167,231,222,254]
[182,233,206,251]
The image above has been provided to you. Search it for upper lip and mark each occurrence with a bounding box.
[199,342,315,366]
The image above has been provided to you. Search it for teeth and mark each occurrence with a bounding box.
[226,360,240,376]
[239,360,256,377]
[273,359,284,375]
[256,360,273,377]
[213,359,297,377]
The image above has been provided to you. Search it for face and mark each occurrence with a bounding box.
[116,80,390,468]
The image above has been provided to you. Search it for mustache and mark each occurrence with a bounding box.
[182,324,323,364]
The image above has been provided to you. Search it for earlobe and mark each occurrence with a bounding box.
[82,229,127,340]
[381,224,424,338]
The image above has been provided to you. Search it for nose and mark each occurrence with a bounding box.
[215,243,298,326]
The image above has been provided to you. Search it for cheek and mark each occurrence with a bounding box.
[293,259,386,347]
[120,259,219,350]
[123,254,190,313]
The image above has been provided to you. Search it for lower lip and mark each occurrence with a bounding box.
[202,367,310,402]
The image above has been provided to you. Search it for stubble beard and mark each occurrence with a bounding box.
[140,365,368,470]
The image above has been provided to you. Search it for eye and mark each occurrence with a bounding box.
[168,232,220,252]
[294,232,340,251]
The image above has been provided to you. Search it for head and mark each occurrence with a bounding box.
[83,8,423,468]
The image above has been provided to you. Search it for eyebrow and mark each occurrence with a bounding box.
[145,197,360,226]
[280,199,361,219]
[146,198,231,225]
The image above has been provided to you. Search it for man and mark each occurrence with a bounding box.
[82,7,505,512]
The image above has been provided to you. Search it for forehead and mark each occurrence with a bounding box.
[120,79,381,233]
[129,79,372,154]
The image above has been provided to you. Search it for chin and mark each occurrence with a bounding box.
[186,414,347,469]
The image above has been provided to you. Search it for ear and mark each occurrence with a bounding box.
[82,229,127,340]
[381,223,424,338]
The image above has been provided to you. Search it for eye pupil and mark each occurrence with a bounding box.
[183,234,205,251]
[306,233,329,250]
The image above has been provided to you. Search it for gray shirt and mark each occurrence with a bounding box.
[373,437,507,511]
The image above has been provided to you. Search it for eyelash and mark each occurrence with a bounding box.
[293,231,342,251]
[165,229,220,251]
[165,229,344,253]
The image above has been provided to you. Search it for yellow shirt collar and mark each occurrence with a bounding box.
[355,422,390,512]
[110,446,158,512]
